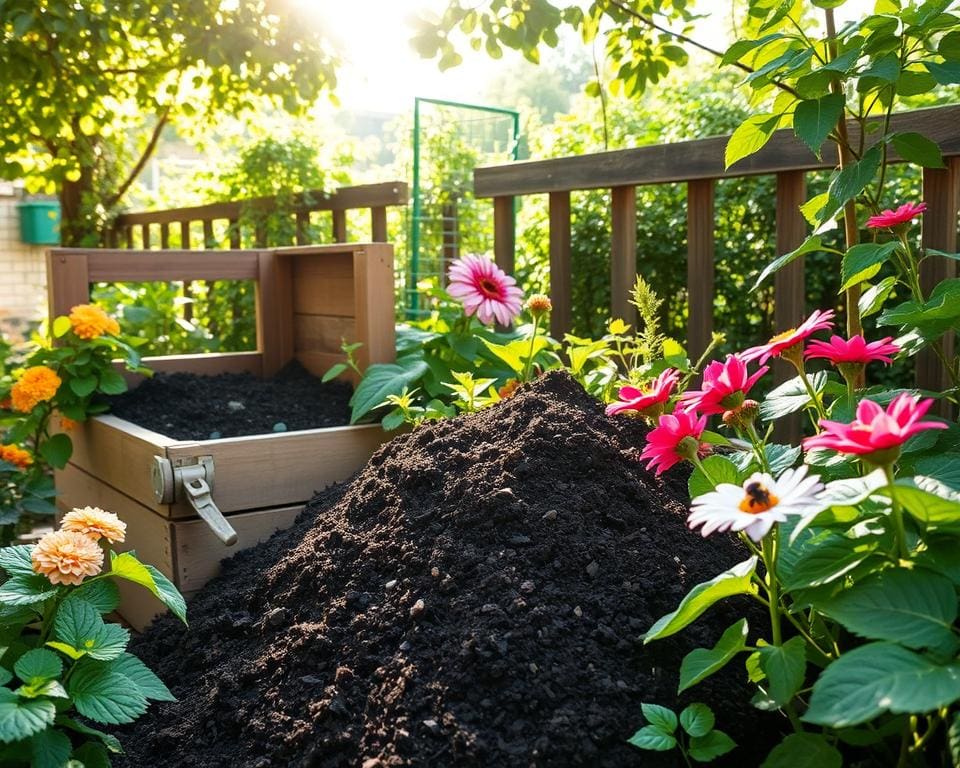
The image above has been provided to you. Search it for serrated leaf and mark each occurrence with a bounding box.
[840,241,899,291]
[14,649,63,683]
[68,663,147,725]
[758,637,807,707]
[679,619,749,693]
[110,653,175,702]
[0,688,56,743]
[30,727,71,768]
[793,94,845,157]
[0,574,59,606]
[627,724,676,751]
[644,558,758,642]
[761,732,842,768]
[689,730,736,762]
[726,114,781,169]
[679,703,715,737]
[858,276,897,318]
[68,579,120,614]
[892,132,945,168]
[759,372,828,420]
[0,545,35,576]
[640,702,677,733]
[54,599,128,661]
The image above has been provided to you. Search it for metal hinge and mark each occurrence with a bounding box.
[151,455,238,546]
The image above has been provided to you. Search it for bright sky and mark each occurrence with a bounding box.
[302,0,876,115]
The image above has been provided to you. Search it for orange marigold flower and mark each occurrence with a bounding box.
[32,529,103,586]
[10,366,61,413]
[59,415,79,433]
[68,304,120,340]
[60,506,126,544]
[0,444,32,469]
[498,379,520,399]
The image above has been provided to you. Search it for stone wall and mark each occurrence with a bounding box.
[0,184,48,338]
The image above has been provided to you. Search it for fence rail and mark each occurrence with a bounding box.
[474,104,960,397]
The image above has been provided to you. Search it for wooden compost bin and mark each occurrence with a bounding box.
[48,244,395,629]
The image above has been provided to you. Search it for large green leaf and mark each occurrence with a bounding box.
[348,359,430,423]
[679,703,714,738]
[858,276,898,318]
[678,619,749,693]
[689,730,736,762]
[820,145,883,224]
[777,532,879,591]
[0,688,56,743]
[687,455,741,498]
[817,568,957,649]
[53,598,128,662]
[805,642,960,727]
[107,553,187,624]
[110,653,175,702]
[29,727,71,768]
[627,725,676,751]
[0,545,35,576]
[840,241,900,292]
[725,113,781,169]
[883,483,960,532]
[753,235,831,290]
[14,649,63,684]
[759,372,828,420]
[640,703,677,733]
[757,637,807,707]
[0,574,59,606]
[793,94,845,157]
[891,131,944,169]
[38,433,72,470]
[644,557,758,642]
[761,733,842,768]
[68,663,148,725]
[68,579,120,615]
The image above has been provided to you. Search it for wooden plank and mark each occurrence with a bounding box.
[494,196,515,276]
[127,352,263,382]
[687,180,715,360]
[165,424,389,515]
[296,350,352,380]
[371,206,388,242]
[255,220,267,248]
[291,250,355,317]
[160,223,170,249]
[296,212,309,245]
[180,220,191,249]
[332,209,348,242]
[174,505,303,592]
[351,243,396,371]
[549,191,572,338]
[919,158,960,413]
[475,106,960,197]
[257,251,291,378]
[294,315,356,355]
[611,186,637,327]
[65,249,260,282]
[229,218,241,249]
[203,219,215,249]
[141,223,150,249]
[46,250,90,320]
[125,226,133,249]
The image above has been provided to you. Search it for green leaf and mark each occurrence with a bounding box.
[320,363,348,383]
[71,741,112,768]
[110,653,175,702]
[68,662,148,725]
[679,619,749,693]
[644,557,758,642]
[627,725,676,751]
[805,642,960,727]
[948,711,960,768]
[641,702,677,733]
[68,376,97,398]
[68,579,120,615]
[54,599,129,661]
[349,359,430,423]
[689,730,736,762]
[885,483,960,532]
[761,733,842,768]
[778,533,879,591]
[52,317,72,338]
[38,433,73,470]
[0,574,59,606]
[14,649,63,683]
[688,455,741,497]
[925,60,960,84]
[30,727,71,768]
[759,372,828,420]
[97,368,127,396]
[721,33,786,66]
[817,568,957,649]
[725,114,781,169]
[757,637,807,707]
[859,276,897,318]
[840,241,900,291]
[480,336,549,375]
[679,703,714,737]
[0,688,56,743]
[753,235,830,290]
[143,564,187,625]
[892,132,945,169]
[0,545,35,576]
[821,145,883,224]
[793,94,845,157]
[44,642,85,661]
[56,716,122,753]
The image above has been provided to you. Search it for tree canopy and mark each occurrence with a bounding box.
[0,0,338,244]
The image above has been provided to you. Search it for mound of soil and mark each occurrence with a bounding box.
[107,361,352,440]
[120,371,779,767]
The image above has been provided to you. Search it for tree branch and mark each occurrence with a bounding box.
[104,106,171,209]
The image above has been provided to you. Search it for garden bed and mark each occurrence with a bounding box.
[120,371,779,767]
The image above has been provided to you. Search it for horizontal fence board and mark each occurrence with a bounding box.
[475,105,960,197]
[79,249,261,282]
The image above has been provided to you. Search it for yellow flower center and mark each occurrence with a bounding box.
[738,482,779,514]
[768,328,797,345]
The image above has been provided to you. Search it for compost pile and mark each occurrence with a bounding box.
[121,371,777,767]
[108,361,352,439]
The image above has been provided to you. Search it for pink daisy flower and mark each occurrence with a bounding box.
[606,369,680,417]
[805,335,899,366]
[741,309,835,365]
[803,393,946,459]
[866,202,927,229]
[447,255,523,326]
[679,355,768,416]
[639,410,707,475]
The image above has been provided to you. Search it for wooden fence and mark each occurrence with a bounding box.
[475,105,960,394]
[110,181,408,250]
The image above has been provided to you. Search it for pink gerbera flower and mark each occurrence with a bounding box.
[447,255,523,326]
[606,369,680,417]
[805,335,899,366]
[639,410,708,475]
[866,202,927,229]
[803,393,946,461]
[741,310,835,365]
[679,355,768,416]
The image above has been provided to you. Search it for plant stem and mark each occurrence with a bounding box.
[794,363,828,423]
[883,463,909,561]
[690,454,716,487]
[521,315,542,384]
[762,532,782,647]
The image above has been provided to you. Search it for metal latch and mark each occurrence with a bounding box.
[151,456,238,546]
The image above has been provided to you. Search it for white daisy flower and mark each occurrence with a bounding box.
[687,465,825,543]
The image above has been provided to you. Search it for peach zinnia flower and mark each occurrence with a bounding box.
[10,366,61,413]
[68,303,120,340]
[606,369,680,417]
[805,335,899,366]
[60,506,127,544]
[0,444,32,469]
[741,310,835,365]
[866,202,927,229]
[447,255,523,326]
[32,529,104,586]
[679,355,768,416]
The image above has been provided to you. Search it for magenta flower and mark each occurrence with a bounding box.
[866,202,927,229]
[805,335,899,366]
[803,393,946,459]
[640,410,708,475]
[741,310,835,365]
[447,255,523,326]
[606,369,680,417]
[679,355,768,416]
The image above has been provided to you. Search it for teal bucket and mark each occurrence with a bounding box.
[18,200,61,245]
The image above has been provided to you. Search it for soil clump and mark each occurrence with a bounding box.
[107,361,352,439]
[120,370,778,767]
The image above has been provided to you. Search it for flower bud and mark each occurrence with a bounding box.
[526,294,552,319]
[675,436,701,461]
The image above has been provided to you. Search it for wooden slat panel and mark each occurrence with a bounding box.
[332,209,347,242]
[494,196,515,276]
[128,352,263,382]
[549,191,572,338]
[202,219,215,249]
[296,350,353,380]
[125,226,133,249]
[919,158,960,412]
[475,106,960,197]
[141,224,150,249]
[611,186,637,327]
[229,218,241,249]
[69,249,260,282]
[180,220,190,249]
[352,243,397,372]
[160,223,170,249]
[257,250,294,378]
[291,250,355,316]
[687,179,715,360]
[294,315,356,355]
[46,250,90,320]
[371,206,388,242]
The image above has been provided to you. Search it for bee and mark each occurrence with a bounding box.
[743,481,774,510]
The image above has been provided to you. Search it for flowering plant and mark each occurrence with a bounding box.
[0,305,148,543]
[0,507,185,766]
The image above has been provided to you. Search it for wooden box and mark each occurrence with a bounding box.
[47,244,395,629]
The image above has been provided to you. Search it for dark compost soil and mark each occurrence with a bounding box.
[119,371,780,767]
[107,361,352,440]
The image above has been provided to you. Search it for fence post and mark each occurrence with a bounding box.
[493,195,515,275]
[687,179,715,360]
[611,185,637,327]
[371,206,388,242]
[549,191,572,338]
[180,221,191,249]
[332,210,347,243]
